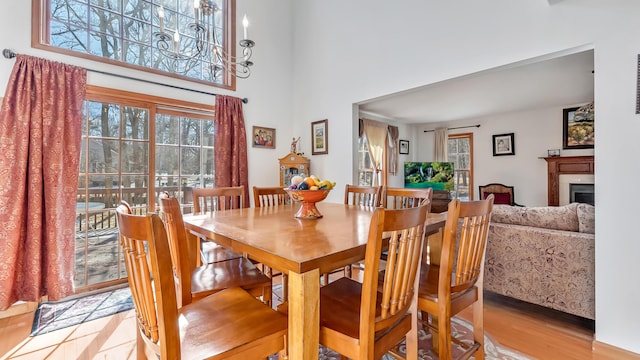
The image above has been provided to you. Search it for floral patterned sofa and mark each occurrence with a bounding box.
[483,202,595,319]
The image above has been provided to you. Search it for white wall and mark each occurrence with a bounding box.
[414,105,594,206]
[291,0,640,354]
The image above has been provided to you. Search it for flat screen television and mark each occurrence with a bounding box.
[403,162,455,191]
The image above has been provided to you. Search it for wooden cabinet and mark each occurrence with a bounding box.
[279,153,310,187]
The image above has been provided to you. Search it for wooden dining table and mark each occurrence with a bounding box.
[182,201,447,360]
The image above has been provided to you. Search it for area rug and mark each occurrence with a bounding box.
[270,316,533,360]
[30,287,133,336]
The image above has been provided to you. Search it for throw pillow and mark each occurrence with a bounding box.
[576,203,595,234]
[484,192,511,205]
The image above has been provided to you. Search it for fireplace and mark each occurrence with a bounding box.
[570,183,594,205]
[544,156,594,206]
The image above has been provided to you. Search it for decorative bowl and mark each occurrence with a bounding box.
[284,189,331,220]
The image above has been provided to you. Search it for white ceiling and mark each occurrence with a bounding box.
[358,49,594,125]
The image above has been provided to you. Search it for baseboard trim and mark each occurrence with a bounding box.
[592,339,640,359]
[0,301,38,319]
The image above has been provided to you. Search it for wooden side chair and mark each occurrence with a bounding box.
[478,183,521,206]
[344,184,382,207]
[253,186,291,208]
[192,186,245,264]
[252,186,293,307]
[339,184,382,280]
[382,187,433,210]
[319,203,430,360]
[158,193,272,307]
[418,194,494,360]
[115,202,287,359]
[380,187,432,262]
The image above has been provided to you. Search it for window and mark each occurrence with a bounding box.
[357,135,374,186]
[35,0,236,88]
[448,133,473,200]
[75,86,215,290]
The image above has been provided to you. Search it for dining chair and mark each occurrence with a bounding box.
[344,184,382,207]
[253,186,291,208]
[380,187,432,262]
[115,202,287,359]
[192,186,245,264]
[158,193,272,307]
[418,194,494,360]
[319,203,430,360]
[252,186,292,307]
[382,187,433,210]
[337,184,383,281]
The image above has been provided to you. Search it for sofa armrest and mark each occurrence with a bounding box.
[484,222,595,319]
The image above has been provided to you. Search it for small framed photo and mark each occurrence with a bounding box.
[252,126,276,149]
[492,133,515,156]
[311,119,328,155]
[547,149,561,157]
[399,140,409,154]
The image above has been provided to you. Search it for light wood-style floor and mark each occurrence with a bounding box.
[0,273,637,360]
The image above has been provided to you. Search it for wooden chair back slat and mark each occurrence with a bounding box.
[116,202,180,359]
[344,184,381,207]
[193,186,244,213]
[382,187,433,210]
[253,186,291,207]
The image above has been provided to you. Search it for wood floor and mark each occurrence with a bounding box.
[0,277,637,360]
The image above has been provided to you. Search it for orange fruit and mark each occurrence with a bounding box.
[304,177,315,187]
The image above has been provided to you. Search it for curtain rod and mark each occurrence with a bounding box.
[2,48,248,104]
[423,124,480,133]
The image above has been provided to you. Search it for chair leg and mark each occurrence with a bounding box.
[344,264,352,278]
[263,282,273,307]
[437,313,452,360]
[472,297,485,360]
[282,274,288,300]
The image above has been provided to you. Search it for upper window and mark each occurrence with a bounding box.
[35,0,236,88]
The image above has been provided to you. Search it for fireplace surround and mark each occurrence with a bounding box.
[544,155,594,206]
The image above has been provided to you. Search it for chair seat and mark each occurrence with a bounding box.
[200,241,243,263]
[180,287,288,360]
[191,257,271,300]
[320,277,394,339]
[418,264,479,313]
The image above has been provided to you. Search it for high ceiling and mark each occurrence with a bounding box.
[358,50,594,125]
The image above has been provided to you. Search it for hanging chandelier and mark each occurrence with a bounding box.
[154,0,254,80]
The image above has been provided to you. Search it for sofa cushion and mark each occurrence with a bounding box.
[491,203,579,232]
[576,203,595,234]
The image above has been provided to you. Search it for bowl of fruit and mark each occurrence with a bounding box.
[285,175,336,220]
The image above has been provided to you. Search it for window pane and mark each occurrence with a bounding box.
[122,106,149,140]
[181,147,201,175]
[90,139,120,173]
[122,141,149,173]
[88,102,120,138]
[181,117,201,145]
[156,114,180,144]
[202,119,214,146]
[156,145,179,176]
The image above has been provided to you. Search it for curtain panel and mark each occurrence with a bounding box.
[0,55,86,310]
[214,95,250,206]
[361,119,388,186]
[387,126,399,175]
[434,127,449,162]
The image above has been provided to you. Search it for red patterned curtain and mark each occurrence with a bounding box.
[0,55,86,310]
[214,95,249,207]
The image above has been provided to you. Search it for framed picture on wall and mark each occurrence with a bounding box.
[492,133,515,156]
[563,105,594,149]
[311,119,328,155]
[399,140,409,154]
[252,126,276,149]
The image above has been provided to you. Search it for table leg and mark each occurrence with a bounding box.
[288,269,320,360]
